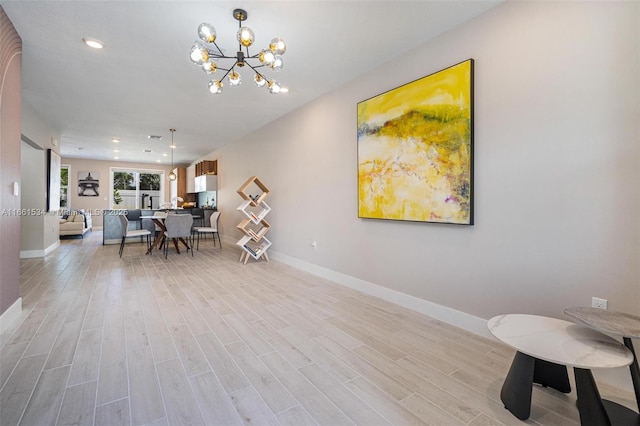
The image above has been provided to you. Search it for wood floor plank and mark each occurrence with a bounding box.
[0,341,28,390]
[190,372,243,425]
[314,336,413,401]
[57,380,97,426]
[167,323,210,377]
[155,358,205,426]
[277,326,358,383]
[343,376,427,426]
[248,320,313,369]
[226,341,297,414]
[95,398,131,426]
[195,332,250,393]
[19,365,70,426]
[198,307,241,344]
[401,393,466,426]
[44,320,83,371]
[259,351,353,426]
[0,354,47,426]
[276,405,317,426]
[97,312,128,405]
[223,313,274,356]
[299,363,390,425]
[67,328,102,386]
[127,347,165,425]
[228,386,280,426]
[353,345,481,423]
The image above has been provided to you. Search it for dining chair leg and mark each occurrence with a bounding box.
[119,236,125,258]
[197,231,200,250]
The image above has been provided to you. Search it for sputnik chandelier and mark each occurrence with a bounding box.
[189,8,287,95]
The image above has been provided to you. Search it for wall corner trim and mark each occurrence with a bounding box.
[268,249,491,339]
[0,297,22,334]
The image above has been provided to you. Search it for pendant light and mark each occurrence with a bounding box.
[168,128,177,181]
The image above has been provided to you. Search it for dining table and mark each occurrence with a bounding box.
[141,214,201,254]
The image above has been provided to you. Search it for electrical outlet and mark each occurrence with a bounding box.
[592,297,608,310]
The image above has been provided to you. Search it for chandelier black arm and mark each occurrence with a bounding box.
[207,50,236,61]
[244,61,268,80]
[218,61,239,81]
[210,41,226,57]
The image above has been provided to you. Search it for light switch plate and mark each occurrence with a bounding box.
[13,182,19,196]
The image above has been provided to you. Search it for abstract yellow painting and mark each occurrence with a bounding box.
[357,59,473,224]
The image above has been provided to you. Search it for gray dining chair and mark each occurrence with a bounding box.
[118,214,151,258]
[163,214,194,258]
[194,211,221,250]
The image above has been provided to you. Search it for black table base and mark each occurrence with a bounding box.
[501,351,570,420]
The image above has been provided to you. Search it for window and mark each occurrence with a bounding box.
[60,165,69,208]
[111,168,164,209]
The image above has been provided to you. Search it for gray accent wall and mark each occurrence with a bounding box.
[0,6,22,316]
[204,1,640,319]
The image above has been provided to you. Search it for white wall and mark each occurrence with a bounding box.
[61,158,174,227]
[207,0,639,325]
[21,102,60,255]
[20,141,44,251]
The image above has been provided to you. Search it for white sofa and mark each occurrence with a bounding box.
[59,210,92,237]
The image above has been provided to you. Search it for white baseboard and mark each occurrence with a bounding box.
[268,249,491,339]
[0,297,22,334]
[45,241,60,255]
[20,240,60,259]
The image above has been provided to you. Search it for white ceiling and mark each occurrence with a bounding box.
[2,1,499,166]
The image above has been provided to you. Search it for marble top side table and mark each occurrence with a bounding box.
[564,306,640,413]
[488,314,633,425]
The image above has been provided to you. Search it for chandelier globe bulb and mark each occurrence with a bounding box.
[190,42,209,65]
[267,80,281,94]
[271,55,284,71]
[198,23,217,43]
[209,79,223,94]
[229,71,241,86]
[269,37,286,55]
[237,27,255,47]
[254,74,266,87]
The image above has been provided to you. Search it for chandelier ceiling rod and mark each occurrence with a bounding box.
[189,8,287,94]
[168,129,177,181]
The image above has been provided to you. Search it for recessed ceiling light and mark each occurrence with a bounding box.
[114,156,119,160]
[156,159,161,163]
[280,87,289,93]
[112,138,120,143]
[162,153,168,157]
[82,37,104,49]
[113,149,120,153]
[147,135,163,140]
[169,144,177,149]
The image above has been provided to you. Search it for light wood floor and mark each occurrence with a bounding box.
[1,231,635,425]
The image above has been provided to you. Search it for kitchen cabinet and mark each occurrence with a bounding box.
[195,174,217,192]
[195,160,217,176]
[177,167,187,201]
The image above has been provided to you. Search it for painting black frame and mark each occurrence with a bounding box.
[47,149,61,212]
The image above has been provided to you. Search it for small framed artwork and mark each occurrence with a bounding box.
[78,171,100,196]
[357,59,474,225]
[47,149,61,212]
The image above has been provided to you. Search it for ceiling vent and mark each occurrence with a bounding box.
[147,135,163,140]
[143,149,153,153]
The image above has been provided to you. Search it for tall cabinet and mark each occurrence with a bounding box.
[236,176,271,264]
